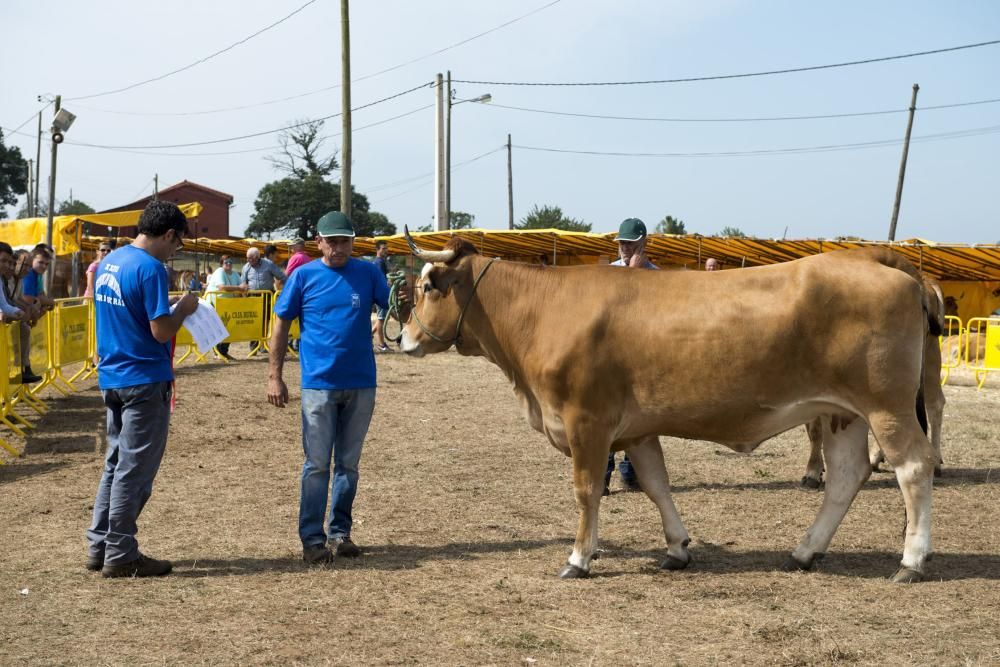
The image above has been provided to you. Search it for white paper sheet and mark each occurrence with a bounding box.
[174,299,230,354]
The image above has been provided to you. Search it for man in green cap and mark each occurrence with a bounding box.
[606,217,659,493]
[266,211,391,564]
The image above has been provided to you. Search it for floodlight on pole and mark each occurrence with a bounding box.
[45,96,75,291]
[445,80,491,230]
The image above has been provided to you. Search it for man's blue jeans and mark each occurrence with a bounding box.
[86,381,172,565]
[299,387,376,548]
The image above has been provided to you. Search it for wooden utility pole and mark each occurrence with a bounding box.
[888,84,919,241]
[340,0,352,217]
[507,133,514,230]
[434,73,446,230]
[153,174,159,199]
[25,160,33,217]
[44,95,61,292]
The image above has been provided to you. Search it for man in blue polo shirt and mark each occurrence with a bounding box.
[267,211,390,564]
[85,201,199,578]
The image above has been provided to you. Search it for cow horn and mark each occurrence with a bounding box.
[403,225,457,264]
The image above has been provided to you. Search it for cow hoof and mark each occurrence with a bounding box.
[934,466,943,478]
[781,552,823,572]
[659,554,691,571]
[559,564,589,579]
[800,475,822,490]
[890,567,924,584]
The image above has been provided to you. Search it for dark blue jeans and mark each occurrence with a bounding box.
[605,453,636,488]
[86,381,172,565]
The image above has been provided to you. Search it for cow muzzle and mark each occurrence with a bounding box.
[399,329,425,357]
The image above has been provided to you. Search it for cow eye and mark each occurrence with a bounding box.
[422,281,433,294]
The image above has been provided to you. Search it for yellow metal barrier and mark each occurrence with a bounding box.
[52,298,93,391]
[1,323,25,460]
[939,316,964,385]
[965,317,1000,390]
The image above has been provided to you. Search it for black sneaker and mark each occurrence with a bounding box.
[85,554,103,572]
[21,369,42,383]
[101,553,172,578]
[330,536,361,558]
[303,545,335,564]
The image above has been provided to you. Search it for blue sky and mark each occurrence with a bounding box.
[2,1,997,242]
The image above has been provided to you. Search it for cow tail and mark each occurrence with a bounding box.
[924,280,945,338]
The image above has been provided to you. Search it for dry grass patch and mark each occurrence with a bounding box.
[1,348,998,665]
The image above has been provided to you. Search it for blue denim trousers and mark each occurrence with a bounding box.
[299,387,376,548]
[86,381,172,565]
[605,453,636,487]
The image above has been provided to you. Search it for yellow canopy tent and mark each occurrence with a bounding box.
[0,202,203,255]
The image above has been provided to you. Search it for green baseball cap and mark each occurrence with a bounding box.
[615,218,647,242]
[316,211,355,237]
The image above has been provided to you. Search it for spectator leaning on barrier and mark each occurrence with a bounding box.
[85,200,200,579]
[285,237,311,276]
[19,247,57,383]
[242,246,286,292]
[267,210,392,565]
[371,240,392,353]
[0,242,26,326]
[705,258,720,272]
[605,217,660,495]
[206,255,245,361]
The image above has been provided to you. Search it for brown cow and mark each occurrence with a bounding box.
[801,278,946,487]
[401,234,938,583]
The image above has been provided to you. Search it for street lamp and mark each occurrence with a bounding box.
[445,70,490,230]
[45,95,76,291]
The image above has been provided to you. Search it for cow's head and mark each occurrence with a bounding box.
[399,228,484,357]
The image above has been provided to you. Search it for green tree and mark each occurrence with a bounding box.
[57,198,96,215]
[516,205,591,232]
[248,175,394,239]
[656,215,686,234]
[719,226,746,237]
[0,130,28,219]
[450,211,475,229]
[266,119,339,178]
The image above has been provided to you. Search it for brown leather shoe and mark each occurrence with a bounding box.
[101,554,172,578]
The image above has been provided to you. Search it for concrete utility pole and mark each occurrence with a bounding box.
[34,110,42,215]
[25,160,33,217]
[153,174,159,200]
[507,133,514,230]
[888,83,919,241]
[446,70,452,230]
[434,73,446,231]
[44,96,61,292]
[340,0,353,218]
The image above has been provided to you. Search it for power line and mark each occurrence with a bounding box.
[455,38,1000,87]
[514,123,1000,158]
[66,103,435,157]
[477,96,1000,123]
[4,101,53,135]
[64,0,563,117]
[369,146,505,203]
[65,82,432,149]
[66,0,319,101]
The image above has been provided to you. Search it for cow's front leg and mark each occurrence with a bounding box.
[560,431,610,579]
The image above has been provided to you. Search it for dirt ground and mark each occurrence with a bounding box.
[1,349,998,666]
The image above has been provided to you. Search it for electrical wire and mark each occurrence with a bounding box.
[65,0,563,117]
[66,0,319,101]
[369,146,505,204]
[477,96,1000,123]
[513,123,1000,159]
[64,82,432,150]
[454,38,1000,86]
[4,101,53,136]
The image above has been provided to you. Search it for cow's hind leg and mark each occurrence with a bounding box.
[626,436,691,570]
[561,425,611,579]
[786,416,870,572]
[869,410,936,582]
[801,419,824,489]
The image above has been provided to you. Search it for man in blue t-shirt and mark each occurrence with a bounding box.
[606,218,660,495]
[85,201,199,578]
[268,210,390,564]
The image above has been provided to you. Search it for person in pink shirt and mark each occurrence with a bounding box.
[284,238,311,276]
[85,240,116,297]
